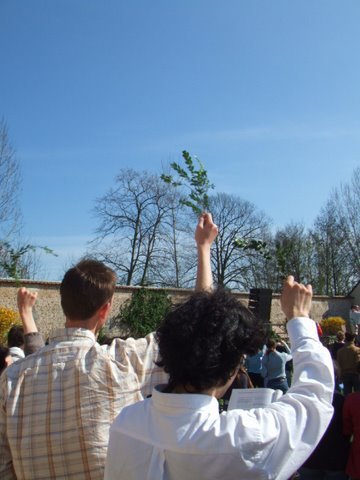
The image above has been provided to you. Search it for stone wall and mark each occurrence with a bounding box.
[0,278,355,340]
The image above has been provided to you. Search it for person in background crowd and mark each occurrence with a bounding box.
[336,332,360,395]
[329,331,346,360]
[0,347,12,375]
[0,213,217,480]
[343,362,360,480]
[220,354,254,411]
[2,289,43,374]
[349,305,360,337]
[7,326,25,362]
[105,274,334,480]
[298,363,351,480]
[261,338,292,394]
[276,342,294,388]
[245,346,265,388]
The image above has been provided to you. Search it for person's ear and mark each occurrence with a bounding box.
[98,300,112,321]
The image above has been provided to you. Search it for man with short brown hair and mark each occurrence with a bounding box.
[337,332,360,395]
[0,213,218,480]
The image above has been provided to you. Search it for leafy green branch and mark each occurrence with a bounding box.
[161,150,215,215]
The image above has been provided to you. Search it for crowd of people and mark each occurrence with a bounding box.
[0,213,358,480]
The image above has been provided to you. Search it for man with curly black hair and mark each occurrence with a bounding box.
[156,288,264,395]
[105,237,334,480]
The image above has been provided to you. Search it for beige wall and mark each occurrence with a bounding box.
[0,278,355,340]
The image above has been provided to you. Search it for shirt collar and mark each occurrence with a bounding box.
[49,327,97,344]
[152,384,219,414]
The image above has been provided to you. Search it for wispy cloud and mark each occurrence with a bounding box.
[18,122,360,166]
[181,124,360,144]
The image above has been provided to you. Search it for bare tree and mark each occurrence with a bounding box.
[147,203,196,288]
[0,119,21,239]
[273,223,316,287]
[336,167,360,276]
[307,167,360,295]
[209,193,271,290]
[311,200,350,295]
[92,169,175,285]
[0,119,24,278]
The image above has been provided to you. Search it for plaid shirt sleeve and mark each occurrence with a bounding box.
[0,374,17,479]
[104,333,168,397]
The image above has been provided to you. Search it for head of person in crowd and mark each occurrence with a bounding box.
[7,325,24,350]
[60,258,117,332]
[156,288,264,398]
[0,346,13,374]
[336,331,345,342]
[351,305,359,312]
[266,338,276,353]
[345,332,357,343]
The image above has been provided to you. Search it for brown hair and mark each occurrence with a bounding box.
[60,259,117,320]
[345,332,356,343]
[7,325,24,348]
[266,338,276,353]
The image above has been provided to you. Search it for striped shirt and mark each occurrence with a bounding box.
[0,328,167,480]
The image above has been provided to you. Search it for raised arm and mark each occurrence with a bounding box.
[17,288,45,355]
[279,340,292,357]
[194,213,218,292]
[247,276,334,479]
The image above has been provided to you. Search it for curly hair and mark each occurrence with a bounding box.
[156,288,265,392]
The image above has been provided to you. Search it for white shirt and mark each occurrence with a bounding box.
[104,318,334,480]
[8,347,25,362]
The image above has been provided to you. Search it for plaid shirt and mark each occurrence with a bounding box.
[0,328,167,480]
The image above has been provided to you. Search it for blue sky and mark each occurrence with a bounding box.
[1,1,360,279]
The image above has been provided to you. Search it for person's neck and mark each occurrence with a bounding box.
[65,318,99,335]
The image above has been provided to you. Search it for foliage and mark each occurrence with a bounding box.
[91,157,358,294]
[161,150,215,215]
[0,241,57,283]
[233,238,271,260]
[0,307,20,345]
[113,288,172,338]
[97,327,107,345]
[320,316,346,336]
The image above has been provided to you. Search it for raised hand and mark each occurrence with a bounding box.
[280,275,312,321]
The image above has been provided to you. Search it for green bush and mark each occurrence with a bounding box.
[114,288,172,338]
